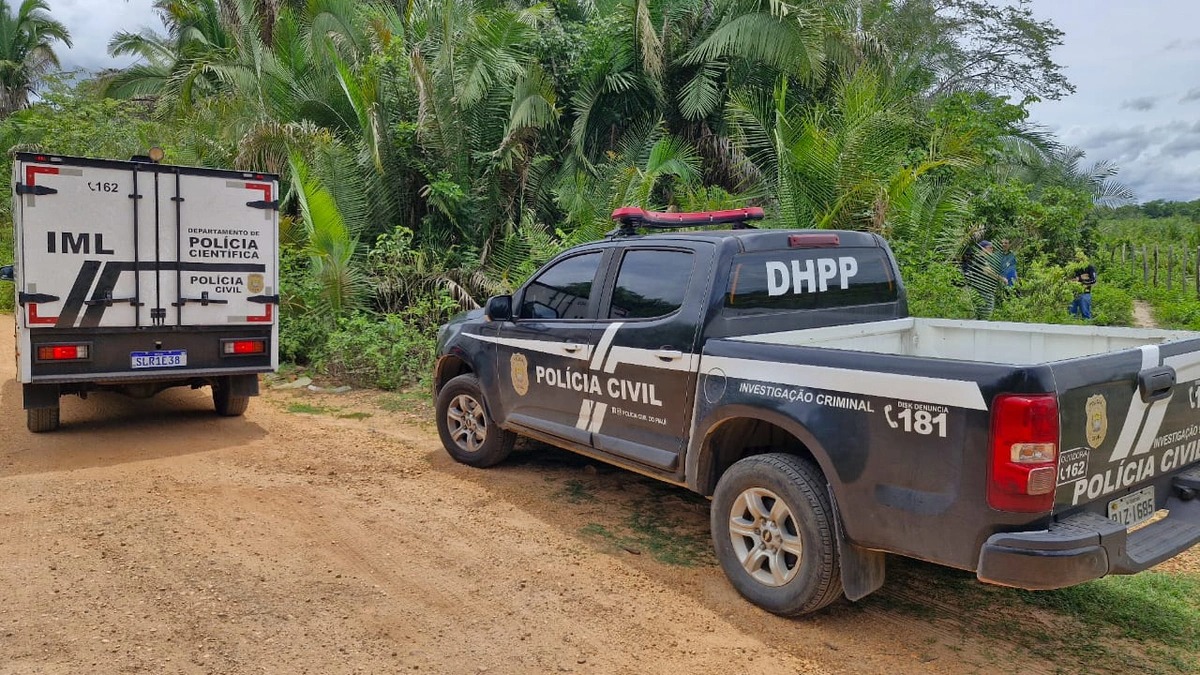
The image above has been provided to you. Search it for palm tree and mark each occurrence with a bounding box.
[0,0,70,117]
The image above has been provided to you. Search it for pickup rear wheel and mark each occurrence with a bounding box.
[436,374,515,468]
[27,406,60,433]
[711,453,843,616]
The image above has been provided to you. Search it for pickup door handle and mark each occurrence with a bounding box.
[655,349,683,362]
[562,343,582,354]
[1139,365,1176,403]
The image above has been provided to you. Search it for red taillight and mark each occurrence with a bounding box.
[223,339,265,355]
[37,344,88,361]
[989,394,1059,513]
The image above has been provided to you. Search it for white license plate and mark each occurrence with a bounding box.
[1108,485,1156,528]
[131,350,187,369]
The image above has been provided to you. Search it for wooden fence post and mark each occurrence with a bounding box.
[1168,246,1175,290]
[1154,245,1160,286]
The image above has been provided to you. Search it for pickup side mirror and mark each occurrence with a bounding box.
[0,265,12,282]
[484,294,513,322]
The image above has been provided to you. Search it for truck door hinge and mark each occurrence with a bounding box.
[246,199,279,211]
[247,294,280,304]
[15,183,57,196]
[18,292,59,305]
[84,291,141,307]
[172,291,228,307]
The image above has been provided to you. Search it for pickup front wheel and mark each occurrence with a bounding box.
[711,453,843,616]
[436,374,515,468]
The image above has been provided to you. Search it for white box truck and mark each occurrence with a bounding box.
[2,151,279,431]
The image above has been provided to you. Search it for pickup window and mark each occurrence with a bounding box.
[609,250,694,319]
[519,252,603,320]
[725,248,897,312]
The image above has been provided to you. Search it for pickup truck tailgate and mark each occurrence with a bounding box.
[1053,340,1200,516]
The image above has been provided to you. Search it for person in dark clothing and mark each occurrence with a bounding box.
[1069,264,1097,319]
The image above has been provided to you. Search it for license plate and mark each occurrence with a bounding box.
[1108,485,1156,529]
[131,350,187,369]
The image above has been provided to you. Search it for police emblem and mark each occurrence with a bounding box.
[1085,393,1108,449]
[247,273,265,294]
[510,353,529,396]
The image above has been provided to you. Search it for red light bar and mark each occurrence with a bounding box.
[223,339,266,355]
[611,207,765,227]
[37,344,88,361]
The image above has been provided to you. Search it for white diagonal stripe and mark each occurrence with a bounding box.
[591,322,624,370]
[575,399,594,430]
[1132,399,1171,456]
[1110,344,1161,462]
[587,403,608,433]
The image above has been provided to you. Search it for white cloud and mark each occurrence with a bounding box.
[1028,1,1200,201]
[47,0,165,73]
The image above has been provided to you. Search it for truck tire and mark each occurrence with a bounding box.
[711,453,844,616]
[436,374,515,468]
[27,406,60,433]
[213,383,250,417]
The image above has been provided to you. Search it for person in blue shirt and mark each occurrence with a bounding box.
[998,239,1017,286]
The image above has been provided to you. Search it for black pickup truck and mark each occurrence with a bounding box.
[433,207,1200,616]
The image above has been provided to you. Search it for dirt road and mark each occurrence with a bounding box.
[0,321,1112,674]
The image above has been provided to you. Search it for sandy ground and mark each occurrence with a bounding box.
[0,318,1177,674]
[1133,299,1157,329]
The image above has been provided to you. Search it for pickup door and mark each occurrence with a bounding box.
[15,156,277,331]
[587,244,709,474]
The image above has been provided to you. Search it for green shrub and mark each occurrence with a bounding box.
[317,311,437,390]
[989,257,1077,325]
[1090,284,1134,326]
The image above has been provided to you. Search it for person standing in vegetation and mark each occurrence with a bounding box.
[999,240,1018,286]
[1069,264,1097,320]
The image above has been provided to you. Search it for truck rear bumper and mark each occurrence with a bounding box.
[978,468,1200,590]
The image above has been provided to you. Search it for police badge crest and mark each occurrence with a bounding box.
[510,353,529,396]
[247,273,265,294]
[1085,393,1107,449]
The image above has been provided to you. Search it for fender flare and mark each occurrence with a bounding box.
[687,404,887,602]
[685,404,839,496]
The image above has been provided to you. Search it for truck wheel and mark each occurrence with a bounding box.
[213,383,250,417]
[27,407,60,433]
[436,374,514,468]
[711,453,844,616]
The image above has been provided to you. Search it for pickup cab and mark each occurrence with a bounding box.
[432,207,1200,616]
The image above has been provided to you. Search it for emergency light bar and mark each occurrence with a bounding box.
[609,207,765,236]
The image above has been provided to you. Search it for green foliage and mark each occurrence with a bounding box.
[891,240,975,319]
[278,244,331,363]
[1090,283,1134,327]
[317,310,442,390]
[0,0,71,117]
[989,257,1077,325]
[1018,573,1200,651]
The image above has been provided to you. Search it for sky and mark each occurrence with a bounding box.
[43,0,1200,203]
[1027,1,1200,203]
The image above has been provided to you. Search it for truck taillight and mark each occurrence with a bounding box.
[989,394,1059,513]
[222,339,265,355]
[37,344,88,361]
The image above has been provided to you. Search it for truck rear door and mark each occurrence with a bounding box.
[14,155,278,331]
[1052,339,1200,525]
